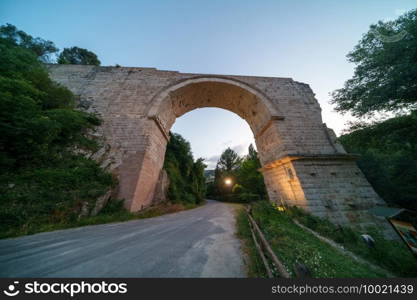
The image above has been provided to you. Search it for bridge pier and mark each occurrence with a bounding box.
[260,155,386,227]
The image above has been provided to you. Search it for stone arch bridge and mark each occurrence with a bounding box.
[48,65,385,227]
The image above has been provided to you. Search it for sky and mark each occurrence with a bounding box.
[1,0,415,168]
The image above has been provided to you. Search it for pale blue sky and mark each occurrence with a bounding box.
[1,0,415,168]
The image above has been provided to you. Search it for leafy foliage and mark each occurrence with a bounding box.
[163,133,206,205]
[0,29,113,238]
[287,205,417,277]
[210,144,266,203]
[235,208,269,277]
[339,112,417,210]
[0,23,58,62]
[331,9,417,116]
[235,144,266,198]
[216,147,242,172]
[57,47,101,66]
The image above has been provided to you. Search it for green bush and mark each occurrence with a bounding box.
[236,193,260,203]
[164,133,206,205]
[235,209,269,277]
[287,206,417,277]
[249,201,391,277]
[100,198,125,214]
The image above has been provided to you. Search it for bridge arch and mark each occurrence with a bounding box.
[147,76,284,124]
[47,65,387,230]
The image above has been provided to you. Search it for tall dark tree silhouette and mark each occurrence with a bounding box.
[216,147,242,172]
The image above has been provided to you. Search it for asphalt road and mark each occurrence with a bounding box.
[0,200,246,278]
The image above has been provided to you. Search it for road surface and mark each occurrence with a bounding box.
[0,200,246,277]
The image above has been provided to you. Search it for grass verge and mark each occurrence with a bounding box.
[0,201,204,239]
[245,201,395,277]
[286,206,417,277]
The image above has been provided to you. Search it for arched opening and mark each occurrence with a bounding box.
[171,107,255,170]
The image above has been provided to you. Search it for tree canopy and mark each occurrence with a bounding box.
[209,145,266,203]
[339,112,417,210]
[235,144,266,199]
[163,133,206,204]
[57,47,101,66]
[331,9,417,117]
[0,24,101,66]
[216,147,242,172]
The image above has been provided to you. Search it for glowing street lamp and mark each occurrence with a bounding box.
[224,178,232,186]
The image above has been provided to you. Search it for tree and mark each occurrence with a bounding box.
[211,145,266,202]
[235,144,266,198]
[212,148,239,197]
[191,158,207,202]
[0,30,114,238]
[331,9,417,117]
[57,47,101,66]
[0,23,58,62]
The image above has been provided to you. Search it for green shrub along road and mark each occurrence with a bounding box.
[2,16,416,279]
[287,205,417,277]
[237,202,417,278]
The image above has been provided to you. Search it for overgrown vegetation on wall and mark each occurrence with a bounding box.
[0,26,115,238]
[330,9,417,211]
[239,201,416,277]
[164,133,206,205]
[339,113,417,210]
[207,144,266,203]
